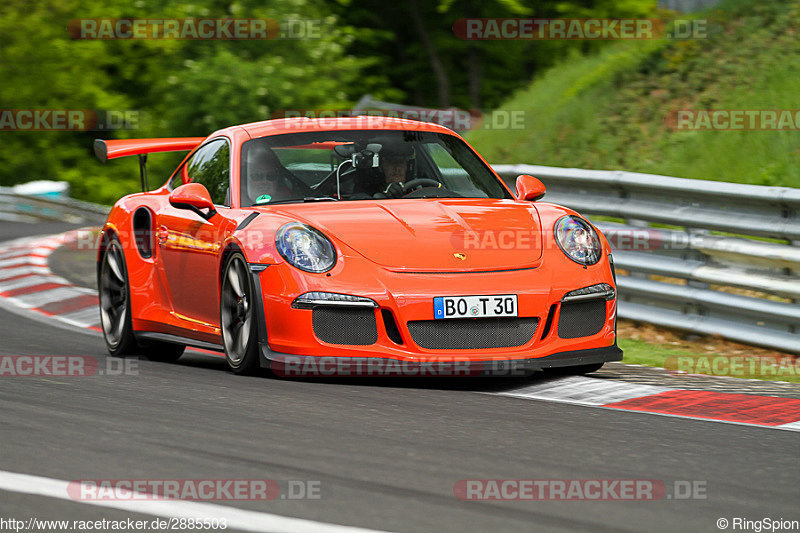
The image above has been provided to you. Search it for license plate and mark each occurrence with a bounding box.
[433,295,518,319]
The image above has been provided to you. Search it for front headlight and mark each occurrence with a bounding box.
[554,215,602,266]
[275,222,337,273]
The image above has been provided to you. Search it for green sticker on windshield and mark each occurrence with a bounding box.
[255,194,272,205]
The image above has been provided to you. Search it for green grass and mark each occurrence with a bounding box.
[469,0,800,188]
[619,338,800,383]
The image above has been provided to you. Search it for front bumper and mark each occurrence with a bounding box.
[258,343,622,377]
[249,252,621,376]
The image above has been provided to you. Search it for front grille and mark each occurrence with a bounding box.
[407,317,539,350]
[558,299,606,339]
[312,307,378,345]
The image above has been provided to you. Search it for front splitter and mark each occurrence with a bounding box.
[258,343,623,377]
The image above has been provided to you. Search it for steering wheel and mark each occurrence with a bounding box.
[371,178,444,200]
[401,178,440,194]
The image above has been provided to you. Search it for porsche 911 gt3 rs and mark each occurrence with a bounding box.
[94,116,621,377]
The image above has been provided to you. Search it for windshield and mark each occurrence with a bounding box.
[240,130,510,206]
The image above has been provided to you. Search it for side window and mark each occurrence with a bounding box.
[424,143,483,196]
[185,139,230,206]
[168,169,183,191]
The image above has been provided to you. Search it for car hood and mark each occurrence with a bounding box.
[271,199,543,272]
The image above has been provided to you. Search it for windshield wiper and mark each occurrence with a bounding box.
[303,196,338,202]
[260,196,338,205]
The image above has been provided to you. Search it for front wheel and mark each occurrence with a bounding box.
[221,253,261,375]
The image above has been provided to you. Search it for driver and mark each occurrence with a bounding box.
[375,143,414,199]
[245,144,293,204]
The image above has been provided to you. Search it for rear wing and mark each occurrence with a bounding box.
[94,137,205,191]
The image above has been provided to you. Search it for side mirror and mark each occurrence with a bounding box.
[169,183,216,220]
[515,174,546,202]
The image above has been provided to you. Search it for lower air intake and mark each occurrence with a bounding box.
[558,299,606,339]
[407,317,539,350]
[312,307,378,345]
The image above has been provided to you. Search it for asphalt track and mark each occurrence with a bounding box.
[0,222,798,532]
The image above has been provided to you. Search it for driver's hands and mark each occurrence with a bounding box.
[383,181,404,199]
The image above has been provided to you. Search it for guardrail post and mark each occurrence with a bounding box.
[792,239,800,317]
[686,228,711,290]
[624,219,650,280]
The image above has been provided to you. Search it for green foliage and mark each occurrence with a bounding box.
[469,0,800,187]
[10,0,776,204]
[0,1,129,201]
[0,0,369,203]
[331,0,658,110]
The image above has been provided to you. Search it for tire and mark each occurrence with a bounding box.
[99,234,185,362]
[99,235,139,357]
[220,252,261,375]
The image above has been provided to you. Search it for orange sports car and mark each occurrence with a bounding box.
[95,116,620,377]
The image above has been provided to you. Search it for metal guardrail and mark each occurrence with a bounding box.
[493,164,800,354]
[3,168,798,353]
[0,187,109,225]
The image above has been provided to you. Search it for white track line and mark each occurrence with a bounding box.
[0,232,104,333]
[0,470,388,533]
[0,256,48,267]
[0,266,51,281]
[497,375,672,406]
[0,246,59,258]
[58,306,101,328]
[0,274,71,292]
[492,377,800,432]
[9,287,88,308]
